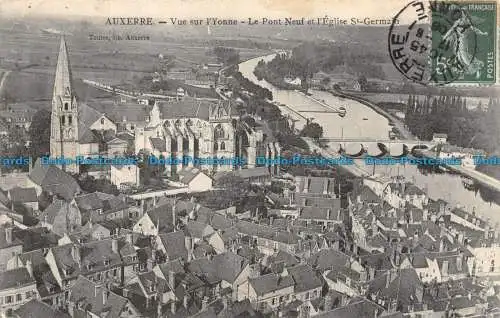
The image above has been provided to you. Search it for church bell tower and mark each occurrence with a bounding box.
[50,36,79,173]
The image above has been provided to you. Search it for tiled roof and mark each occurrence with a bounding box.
[249,272,294,296]
[214,167,270,181]
[0,226,23,249]
[28,159,81,201]
[185,221,214,239]
[149,137,166,152]
[17,249,61,298]
[8,187,38,203]
[188,252,248,285]
[86,100,150,124]
[316,299,384,318]
[50,239,123,280]
[295,176,336,195]
[235,220,300,245]
[156,98,232,120]
[74,192,128,213]
[158,231,188,261]
[308,248,351,271]
[69,275,129,318]
[12,227,60,252]
[178,167,205,185]
[367,268,423,311]
[0,267,35,290]
[267,250,299,268]
[299,206,343,221]
[155,259,204,293]
[39,198,80,227]
[287,264,323,293]
[13,299,70,318]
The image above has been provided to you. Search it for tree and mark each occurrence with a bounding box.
[28,109,51,159]
[320,77,331,86]
[301,122,324,140]
[358,75,368,91]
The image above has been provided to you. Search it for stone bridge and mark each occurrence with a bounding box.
[318,138,438,157]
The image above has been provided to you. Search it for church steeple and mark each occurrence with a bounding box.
[53,36,73,98]
[50,36,79,173]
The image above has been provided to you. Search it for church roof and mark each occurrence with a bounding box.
[156,98,234,120]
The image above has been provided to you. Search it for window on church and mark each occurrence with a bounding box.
[101,118,105,125]
[214,124,224,139]
[64,102,69,110]
[61,116,65,125]
[214,142,218,151]
[220,142,225,150]
[68,115,72,125]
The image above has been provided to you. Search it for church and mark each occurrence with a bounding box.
[50,37,280,177]
[49,37,100,174]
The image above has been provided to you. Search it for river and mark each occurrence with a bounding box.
[239,55,500,223]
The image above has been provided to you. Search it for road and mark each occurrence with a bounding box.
[418,150,500,193]
[0,70,11,96]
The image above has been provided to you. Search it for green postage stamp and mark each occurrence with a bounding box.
[430,1,497,85]
[389,1,497,86]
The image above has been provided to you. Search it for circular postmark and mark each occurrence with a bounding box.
[388,1,479,86]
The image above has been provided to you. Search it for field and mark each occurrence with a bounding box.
[0,25,272,103]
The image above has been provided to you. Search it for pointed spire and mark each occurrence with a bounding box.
[53,36,73,98]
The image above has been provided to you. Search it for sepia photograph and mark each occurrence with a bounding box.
[0,0,499,317]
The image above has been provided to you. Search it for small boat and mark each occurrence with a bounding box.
[363,117,368,120]
[338,106,347,116]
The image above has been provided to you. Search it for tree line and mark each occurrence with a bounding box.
[404,95,500,154]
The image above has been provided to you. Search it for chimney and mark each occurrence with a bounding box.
[269,216,274,226]
[123,288,129,298]
[126,233,133,245]
[468,292,471,300]
[323,178,328,194]
[183,294,189,308]
[170,300,177,314]
[369,267,375,280]
[168,270,175,289]
[441,260,449,276]
[112,239,118,254]
[457,253,463,271]
[327,209,331,220]
[172,201,176,231]
[157,300,162,317]
[202,296,209,310]
[25,259,33,278]
[385,270,392,288]
[5,227,12,244]
[103,289,108,305]
[72,244,81,265]
[303,177,309,193]
[94,284,101,297]
[439,239,445,252]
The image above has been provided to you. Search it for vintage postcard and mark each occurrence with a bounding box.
[0,0,499,317]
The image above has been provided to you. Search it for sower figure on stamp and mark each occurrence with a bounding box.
[441,9,488,79]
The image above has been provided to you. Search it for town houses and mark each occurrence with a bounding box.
[0,34,500,318]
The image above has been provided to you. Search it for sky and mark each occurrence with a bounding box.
[0,0,419,22]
